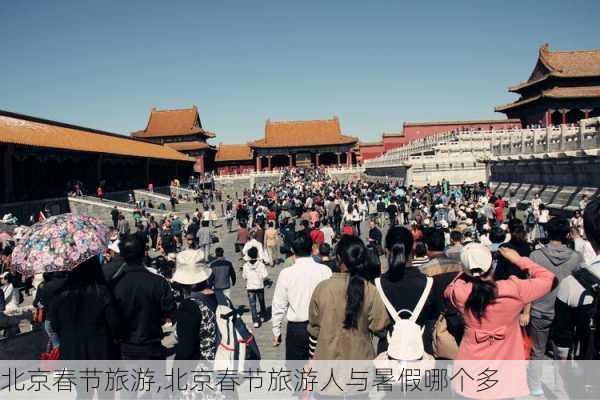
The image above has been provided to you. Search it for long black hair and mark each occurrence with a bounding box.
[336,235,367,330]
[463,271,497,321]
[384,226,414,281]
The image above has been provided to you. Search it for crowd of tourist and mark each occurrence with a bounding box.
[1,166,600,398]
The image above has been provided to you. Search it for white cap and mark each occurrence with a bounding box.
[460,243,493,277]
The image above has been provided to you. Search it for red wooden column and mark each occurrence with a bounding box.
[288,154,293,167]
[559,109,569,125]
[545,109,555,127]
[315,153,320,166]
[582,109,592,119]
[255,156,261,172]
[346,151,352,167]
[267,156,272,171]
[336,152,341,166]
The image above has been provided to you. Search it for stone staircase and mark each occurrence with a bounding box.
[490,182,599,216]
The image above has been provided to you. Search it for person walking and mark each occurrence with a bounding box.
[196,220,212,262]
[265,221,279,267]
[243,247,269,328]
[111,207,119,229]
[271,234,332,360]
[527,217,582,396]
[374,226,438,354]
[48,257,121,360]
[444,243,555,398]
[172,249,217,360]
[209,247,236,302]
[307,236,389,396]
[110,234,176,360]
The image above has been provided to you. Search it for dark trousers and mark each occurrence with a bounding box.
[285,321,310,361]
[247,289,266,323]
[509,207,517,220]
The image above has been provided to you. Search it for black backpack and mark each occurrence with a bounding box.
[572,268,600,360]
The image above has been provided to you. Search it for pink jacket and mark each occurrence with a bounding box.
[444,257,555,399]
[445,257,555,360]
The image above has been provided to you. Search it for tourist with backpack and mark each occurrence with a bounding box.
[553,197,600,361]
[445,243,555,398]
[374,226,438,355]
[527,217,582,396]
[172,249,217,360]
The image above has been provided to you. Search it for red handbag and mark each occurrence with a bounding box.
[40,343,60,370]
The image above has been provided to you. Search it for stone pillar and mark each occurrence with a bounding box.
[578,119,586,149]
[267,155,272,171]
[582,109,592,119]
[520,130,525,154]
[546,125,552,152]
[315,153,320,167]
[336,152,341,166]
[255,156,261,172]
[560,124,567,150]
[2,144,15,203]
[346,151,352,167]
[559,109,570,125]
[288,154,293,167]
[532,130,537,153]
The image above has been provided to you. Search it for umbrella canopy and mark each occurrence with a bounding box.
[11,213,110,276]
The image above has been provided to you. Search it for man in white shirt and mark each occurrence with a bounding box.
[320,219,335,247]
[271,234,332,360]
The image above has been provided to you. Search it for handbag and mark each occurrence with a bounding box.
[432,306,464,360]
[211,234,220,244]
[40,342,60,370]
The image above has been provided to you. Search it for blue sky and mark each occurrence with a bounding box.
[1,0,599,143]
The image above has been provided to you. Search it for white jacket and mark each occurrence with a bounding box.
[242,260,268,290]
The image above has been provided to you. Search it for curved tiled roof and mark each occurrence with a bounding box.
[495,86,600,111]
[215,143,253,162]
[251,117,357,148]
[132,106,215,138]
[0,110,193,162]
[165,141,214,152]
[509,44,600,91]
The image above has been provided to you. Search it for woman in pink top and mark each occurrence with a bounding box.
[445,243,555,399]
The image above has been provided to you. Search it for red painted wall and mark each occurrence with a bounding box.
[402,121,521,142]
[217,163,255,175]
[358,143,386,160]
[382,136,408,152]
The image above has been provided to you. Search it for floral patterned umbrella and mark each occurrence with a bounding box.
[11,213,110,276]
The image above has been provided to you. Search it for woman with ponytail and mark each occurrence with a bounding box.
[376,226,438,354]
[307,235,389,361]
[444,243,555,398]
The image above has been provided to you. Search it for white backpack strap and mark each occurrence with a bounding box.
[410,277,433,322]
[374,278,401,323]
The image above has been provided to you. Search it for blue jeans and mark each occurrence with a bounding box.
[45,319,60,348]
[247,289,266,323]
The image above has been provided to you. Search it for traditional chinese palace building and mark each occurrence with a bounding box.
[0,110,193,203]
[496,44,600,126]
[214,117,359,172]
[132,106,216,173]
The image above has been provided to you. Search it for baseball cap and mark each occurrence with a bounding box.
[460,243,493,277]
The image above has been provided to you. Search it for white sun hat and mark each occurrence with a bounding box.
[172,249,211,285]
